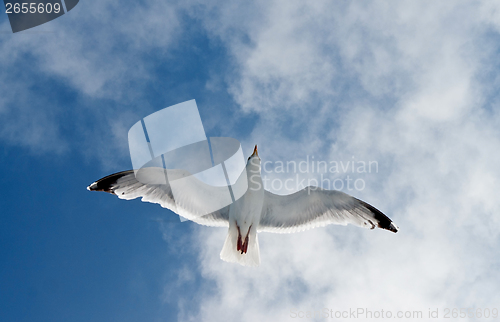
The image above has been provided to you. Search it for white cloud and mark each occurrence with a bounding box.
[183,1,500,320]
[0,0,181,155]
[4,0,500,319]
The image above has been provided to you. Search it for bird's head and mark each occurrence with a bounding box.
[246,145,261,171]
[246,145,262,189]
[247,145,260,161]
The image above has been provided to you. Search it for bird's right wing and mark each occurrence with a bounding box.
[87,168,230,227]
[258,187,398,234]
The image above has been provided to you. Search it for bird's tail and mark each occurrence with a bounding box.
[220,224,260,267]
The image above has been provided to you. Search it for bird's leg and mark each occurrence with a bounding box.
[235,223,252,254]
[236,223,242,252]
[241,225,252,254]
[242,234,249,254]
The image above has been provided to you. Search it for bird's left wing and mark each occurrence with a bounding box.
[258,187,398,233]
[87,168,230,227]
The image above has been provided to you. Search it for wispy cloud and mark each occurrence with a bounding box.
[4,0,500,319]
[0,0,182,158]
[181,1,500,320]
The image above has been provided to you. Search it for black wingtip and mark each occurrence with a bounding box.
[86,170,134,194]
[87,182,98,191]
[360,200,399,233]
[386,222,399,233]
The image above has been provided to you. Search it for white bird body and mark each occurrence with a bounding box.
[220,152,264,266]
[88,145,398,267]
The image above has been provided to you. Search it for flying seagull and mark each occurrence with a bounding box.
[87,145,398,266]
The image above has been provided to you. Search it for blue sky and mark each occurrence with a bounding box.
[0,2,237,321]
[2,1,500,321]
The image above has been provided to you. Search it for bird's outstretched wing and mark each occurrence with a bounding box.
[258,187,398,233]
[87,168,230,227]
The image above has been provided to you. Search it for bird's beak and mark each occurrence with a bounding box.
[251,145,259,157]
